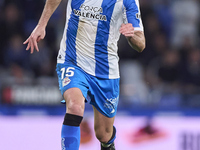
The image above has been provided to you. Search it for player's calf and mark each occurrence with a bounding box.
[61,113,83,150]
[100,126,116,150]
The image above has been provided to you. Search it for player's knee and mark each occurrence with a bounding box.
[67,100,84,116]
[95,127,112,143]
[64,88,85,116]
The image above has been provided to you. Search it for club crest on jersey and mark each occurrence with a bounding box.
[62,77,71,87]
[73,4,107,21]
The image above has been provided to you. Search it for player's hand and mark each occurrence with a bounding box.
[23,25,46,54]
[119,23,134,38]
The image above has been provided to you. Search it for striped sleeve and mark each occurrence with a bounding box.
[123,0,143,31]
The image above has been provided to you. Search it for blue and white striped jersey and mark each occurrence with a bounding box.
[57,0,143,79]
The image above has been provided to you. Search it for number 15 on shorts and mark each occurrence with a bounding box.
[61,67,75,79]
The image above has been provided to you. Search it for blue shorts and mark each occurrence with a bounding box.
[56,63,120,118]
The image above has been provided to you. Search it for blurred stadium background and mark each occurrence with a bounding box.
[0,0,200,149]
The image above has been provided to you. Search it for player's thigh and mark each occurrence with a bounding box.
[88,76,120,118]
[56,63,88,116]
[93,106,115,133]
[63,87,85,116]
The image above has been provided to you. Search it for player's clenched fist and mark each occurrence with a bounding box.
[23,25,46,54]
[119,23,134,37]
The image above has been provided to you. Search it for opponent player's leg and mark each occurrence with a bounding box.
[93,106,116,150]
[61,88,85,150]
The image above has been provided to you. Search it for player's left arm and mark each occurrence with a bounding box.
[122,0,146,52]
[120,23,145,53]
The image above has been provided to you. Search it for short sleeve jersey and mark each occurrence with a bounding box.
[57,0,144,79]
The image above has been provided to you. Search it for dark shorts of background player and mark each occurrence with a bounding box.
[56,63,120,118]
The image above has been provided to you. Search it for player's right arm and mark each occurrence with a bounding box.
[23,0,62,54]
